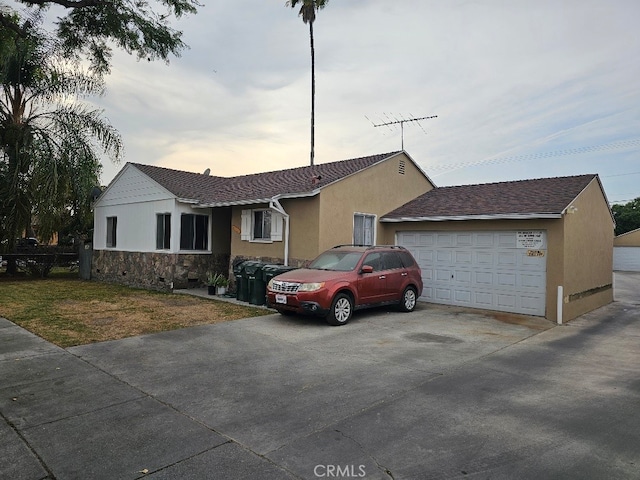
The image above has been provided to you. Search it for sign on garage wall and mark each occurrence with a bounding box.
[516,231,545,249]
[398,231,547,316]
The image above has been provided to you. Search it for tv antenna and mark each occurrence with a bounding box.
[366,113,437,150]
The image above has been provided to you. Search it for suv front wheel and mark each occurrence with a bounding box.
[326,293,353,326]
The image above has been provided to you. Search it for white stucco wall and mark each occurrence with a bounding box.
[93,164,212,253]
[94,198,176,252]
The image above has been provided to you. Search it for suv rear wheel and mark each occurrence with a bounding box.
[326,293,353,326]
[399,286,417,312]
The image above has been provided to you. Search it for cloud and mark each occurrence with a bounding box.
[91,0,640,204]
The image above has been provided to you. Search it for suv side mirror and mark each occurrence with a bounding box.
[360,265,374,274]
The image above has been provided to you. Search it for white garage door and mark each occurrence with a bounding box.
[614,247,640,272]
[398,231,547,316]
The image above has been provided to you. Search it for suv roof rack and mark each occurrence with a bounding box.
[331,244,408,251]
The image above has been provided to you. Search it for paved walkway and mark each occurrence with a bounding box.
[174,287,274,309]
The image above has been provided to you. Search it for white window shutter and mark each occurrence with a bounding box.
[241,210,251,240]
[271,212,283,241]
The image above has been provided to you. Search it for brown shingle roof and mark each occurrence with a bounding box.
[131,151,402,205]
[382,174,598,221]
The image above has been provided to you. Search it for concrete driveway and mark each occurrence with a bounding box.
[1,272,639,479]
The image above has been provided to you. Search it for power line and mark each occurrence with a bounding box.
[603,171,640,178]
[429,138,640,175]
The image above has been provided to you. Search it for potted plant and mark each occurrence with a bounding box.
[206,272,221,295]
[215,275,229,296]
[207,272,228,295]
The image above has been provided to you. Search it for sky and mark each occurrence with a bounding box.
[68,0,640,204]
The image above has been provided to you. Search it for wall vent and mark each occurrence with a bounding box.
[398,159,406,175]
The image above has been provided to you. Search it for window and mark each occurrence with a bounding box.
[240,209,283,242]
[180,214,209,250]
[308,251,363,271]
[398,250,416,268]
[253,210,271,240]
[106,217,117,248]
[362,252,384,271]
[353,213,375,246]
[156,213,171,250]
[383,251,404,269]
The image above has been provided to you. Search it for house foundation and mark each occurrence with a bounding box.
[92,250,230,291]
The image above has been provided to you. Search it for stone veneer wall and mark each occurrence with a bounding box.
[93,250,230,291]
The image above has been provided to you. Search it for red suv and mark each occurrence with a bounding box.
[266,245,423,326]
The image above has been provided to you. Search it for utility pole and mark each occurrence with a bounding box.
[368,114,437,150]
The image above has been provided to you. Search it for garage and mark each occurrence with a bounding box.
[613,228,640,272]
[398,230,546,316]
[381,174,615,323]
[614,248,640,271]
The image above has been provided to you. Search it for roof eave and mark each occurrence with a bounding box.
[615,226,640,238]
[401,150,438,188]
[558,175,616,226]
[380,213,563,222]
[192,189,321,208]
[177,198,200,205]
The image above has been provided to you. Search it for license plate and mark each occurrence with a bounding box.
[275,294,287,304]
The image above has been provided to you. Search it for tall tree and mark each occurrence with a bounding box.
[612,197,640,236]
[0,0,200,75]
[287,0,328,166]
[0,21,122,269]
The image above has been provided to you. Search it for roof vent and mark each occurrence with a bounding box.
[398,159,406,175]
[311,174,322,185]
[203,168,211,175]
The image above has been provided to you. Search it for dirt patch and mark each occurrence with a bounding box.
[488,312,553,331]
[404,332,463,344]
[424,303,553,331]
[89,317,116,326]
[51,294,264,345]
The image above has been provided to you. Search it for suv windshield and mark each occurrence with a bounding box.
[307,251,363,271]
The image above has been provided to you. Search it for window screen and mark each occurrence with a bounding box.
[253,210,272,240]
[156,214,171,250]
[180,214,208,250]
[106,217,117,248]
[353,214,375,246]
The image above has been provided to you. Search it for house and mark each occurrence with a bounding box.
[379,174,614,323]
[613,227,640,272]
[92,151,435,290]
[93,152,615,323]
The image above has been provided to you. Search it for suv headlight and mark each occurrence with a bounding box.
[298,282,325,292]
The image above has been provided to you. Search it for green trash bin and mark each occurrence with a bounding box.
[262,264,298,286]
[245,262,266,305]
[233,260,251,302]
[262,264,298,307]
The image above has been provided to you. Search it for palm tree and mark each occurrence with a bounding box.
[286,0,328,166]
[0,22,122,271]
